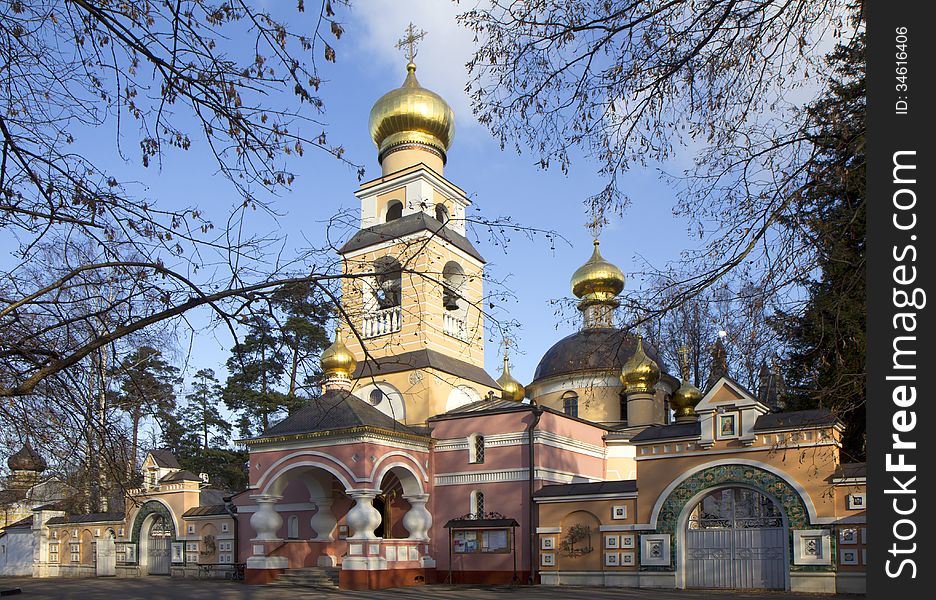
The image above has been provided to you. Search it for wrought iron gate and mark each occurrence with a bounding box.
[684,488,786,589]
[147,516,171,575]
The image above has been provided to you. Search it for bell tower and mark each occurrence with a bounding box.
[336,26,498,425]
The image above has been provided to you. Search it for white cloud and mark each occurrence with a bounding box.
[348,0,480,132]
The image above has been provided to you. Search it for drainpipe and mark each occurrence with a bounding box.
[223,495,239,567]
[527,404,544,585]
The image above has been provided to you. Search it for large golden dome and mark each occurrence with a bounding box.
[570,240,625,303]
[620,335,660,394]
[496,354,526,402]
[368,62,455,164]
[320,330,357,377]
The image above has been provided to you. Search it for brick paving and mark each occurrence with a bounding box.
[0,577,862,599]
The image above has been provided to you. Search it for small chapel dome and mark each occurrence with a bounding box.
[8,441,47,473]
[570,239,625,304]
[620,335,661,394]
[320,330,357,377]
[671,378,703,419]
[368,61,455,165]
[496,353,526,402]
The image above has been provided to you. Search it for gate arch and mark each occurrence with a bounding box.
[653,464,811,590]
[131,501,176,575]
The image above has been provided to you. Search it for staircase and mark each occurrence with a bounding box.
[272,566,341,590]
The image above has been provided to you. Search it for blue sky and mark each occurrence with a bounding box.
[134,1,699,390]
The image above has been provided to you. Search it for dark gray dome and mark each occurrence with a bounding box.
[532,328,665,383]
[8,442,46,472]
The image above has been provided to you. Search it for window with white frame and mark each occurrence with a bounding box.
[185,542,199,564]
[69,543,79,563]
[49,544,59,563]
[221,522,229,533]
[468,433,485,464]
[562,391,579,418]
[470,490,485,517]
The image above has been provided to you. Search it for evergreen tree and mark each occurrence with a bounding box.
[773,34,866,460]
[181,369,231,450]
[113,346,179,470]
[273,283,332,399]
[222,314,288,435]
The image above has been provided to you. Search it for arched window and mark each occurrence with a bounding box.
[562,391,578,418]
[442,261,466,312]
[619,391,628,423]
[470,490,485,517]
[385,200,403,222]
[435,204,449,223]
[468,433,485,464]
[373,256,402,308]
[287,515,299,539]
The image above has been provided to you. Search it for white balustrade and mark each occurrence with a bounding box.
[362,306,402,338]
[443,313,468,341]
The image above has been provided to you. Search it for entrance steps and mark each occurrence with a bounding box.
[272,566,340,590]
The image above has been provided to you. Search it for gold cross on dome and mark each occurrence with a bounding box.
[396,22,427,63]
[585,211,607,240]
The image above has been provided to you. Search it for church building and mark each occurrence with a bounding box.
[230,38,867,595]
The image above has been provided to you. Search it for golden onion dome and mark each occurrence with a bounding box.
[496,354,526,402]
[320,329,357,376]
[620,335,660,394]
[671,379,703,418]
[368,62,455,164]
[570,240,625,303]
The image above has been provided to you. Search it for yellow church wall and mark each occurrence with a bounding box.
[534,381,668,426]
[340,240,485,369]
[537,499,638,573]
[352,366,498,425]
[381,147,444,175]
[632,446,843,524]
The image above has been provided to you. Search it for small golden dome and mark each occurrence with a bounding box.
[671,379,703,418]
[570,240,625,303]
[496,354,526,402]
[620,335,660,394]
[320,330,357,376]
[368,62,455,164]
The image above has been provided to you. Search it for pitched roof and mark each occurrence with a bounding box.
[629,421,702,442]
[338,211,485,262]
[752,409,839,431]
[182,504,229,518]
[534,480,637,498]
[45,512,125,525]
[834,462,867,480]
[353,349,500,390]
[443,397,526,415]
[148,450,180,468]
[200,488,228,506]
[159,470,201,483]
[2,516,33,530]
[251,389,421,440]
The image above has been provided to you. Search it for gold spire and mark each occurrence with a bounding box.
[496,348,526,402]
[368,25,455,165]
[320,328,357,380]
[671,346,702,421]
[620,334,660,394]
[570,239,625,304]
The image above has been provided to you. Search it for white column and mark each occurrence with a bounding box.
[249,494,283,541]
[309,497,337,541]
[345,489,382,540]
[402,494,432,541]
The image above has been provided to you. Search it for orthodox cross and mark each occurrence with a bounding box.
[396,22,427,63]
[678,346,690,380]
[585,211,607,240]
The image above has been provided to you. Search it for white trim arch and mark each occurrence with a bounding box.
[370,454,430,486]
[127,497,181,543]
[355,381,406,422]
[257,453,356,495]
[648,458,821,529]
[374,462,425,497]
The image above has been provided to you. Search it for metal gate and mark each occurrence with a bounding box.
[684,488,786,589]
[96,535,116,577]
[147,516,171,575]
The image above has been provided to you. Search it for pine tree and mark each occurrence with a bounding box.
[222,315,288,435]
[181,368,231,450]
[773,34,866,460]
[113,346,179,470]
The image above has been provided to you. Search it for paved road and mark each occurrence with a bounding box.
[0,577,862,599]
